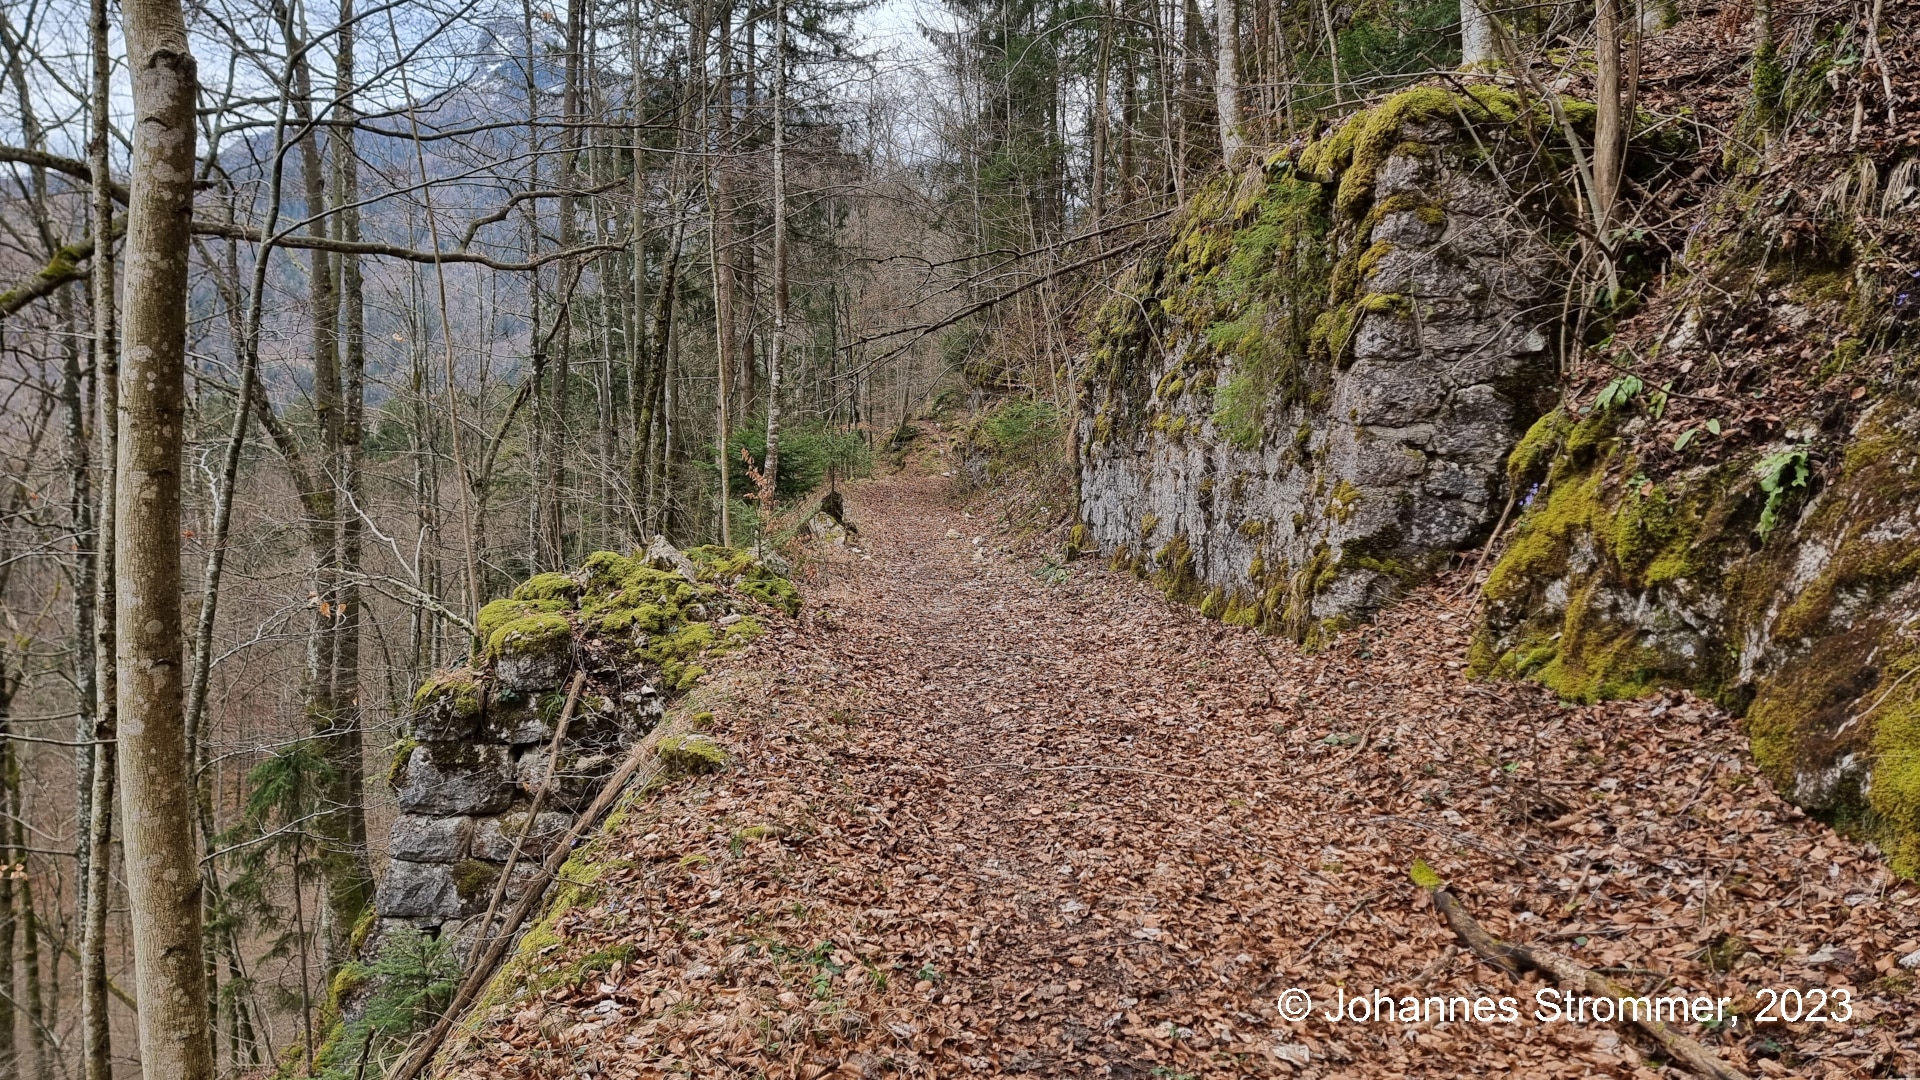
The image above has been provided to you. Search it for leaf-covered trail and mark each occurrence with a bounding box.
[444,463,1920,1079]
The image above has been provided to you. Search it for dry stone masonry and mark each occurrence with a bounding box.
[371,539,796,944]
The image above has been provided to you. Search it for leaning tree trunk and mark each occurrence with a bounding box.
[115,0,215,1077]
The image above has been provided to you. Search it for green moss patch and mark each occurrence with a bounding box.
[511,572,582,603]
[482,610,572,663]
[412,668,483,718]
[1475,391,1920,875]
[1868,655,1920,875]
[657,733,728,777]
[452,858,500,902]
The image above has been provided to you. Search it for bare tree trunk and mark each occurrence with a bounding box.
[6,754,49,1080]
[710,192,733,546]
[641,216,681,536]
[1461,0,1494,67]
[1179,0,1204,186]
[735,13,758,423]
[0,678,15,1080]
[637,90,692,539]
[62,277,98,922]
[1214,0,1243,167]
[324,0,374,966]
[1091,0,1112,224]
[703,0,733,546]
[1592,0,1622,238]
[79,0,118,1066]
[761,0,787,519]
[79,716,113,1080]
[1317,0,1343,102]
[115,0,215,1076]
[542,0,586,568]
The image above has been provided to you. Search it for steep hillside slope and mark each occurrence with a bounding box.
[1468,4,1920,865]
[1072,9,1920,864]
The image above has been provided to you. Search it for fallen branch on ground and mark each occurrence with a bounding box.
[1418,873,1749,1080]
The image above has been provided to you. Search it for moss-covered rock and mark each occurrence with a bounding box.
[483,611,572,663]
[410,669,485,740]
[657,733,728,777]
[511,572,582,603]
[1474,392,1920,871]
[452,858,500,903]
[1077,83,1570,644]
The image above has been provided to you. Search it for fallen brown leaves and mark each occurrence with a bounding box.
[437,464,1920,1079]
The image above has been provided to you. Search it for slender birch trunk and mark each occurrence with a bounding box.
[1461,0,1494,67]
[1214,0,1243,167]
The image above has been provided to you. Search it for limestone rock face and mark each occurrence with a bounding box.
[471,811,574,862]
[351,538,794,1044]
[1474,393,1920,862]
[495,638,571,692]
[388,814,473,862]
[1078,92,1561,639]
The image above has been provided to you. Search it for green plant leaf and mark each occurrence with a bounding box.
[1673,428,1697,451]
[1594,374,1644,412]
[1754,449,1811,539]
[1648,382,1672,421]
[1706,418,1722,435]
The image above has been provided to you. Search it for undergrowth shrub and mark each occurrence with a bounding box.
[725,418,872,501]
[317,927,459,1077]
[979,399,1063,460]
[959,397,1075,534]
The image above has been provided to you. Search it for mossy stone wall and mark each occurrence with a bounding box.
[370,539,790,941]
[1077,87,1566,640]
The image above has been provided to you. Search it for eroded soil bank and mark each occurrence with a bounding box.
[440,460,1920,1079]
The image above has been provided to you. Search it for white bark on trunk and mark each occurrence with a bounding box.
[1215,0,1243,167]
[1461,0,1495,67]
[762,0,786,515]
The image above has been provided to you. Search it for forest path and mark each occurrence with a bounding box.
[444,451,1920,1080]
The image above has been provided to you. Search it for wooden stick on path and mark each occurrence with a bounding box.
[1426,885,1750,1080]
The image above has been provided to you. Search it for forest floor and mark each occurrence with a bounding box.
[441,441,1920,1080]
